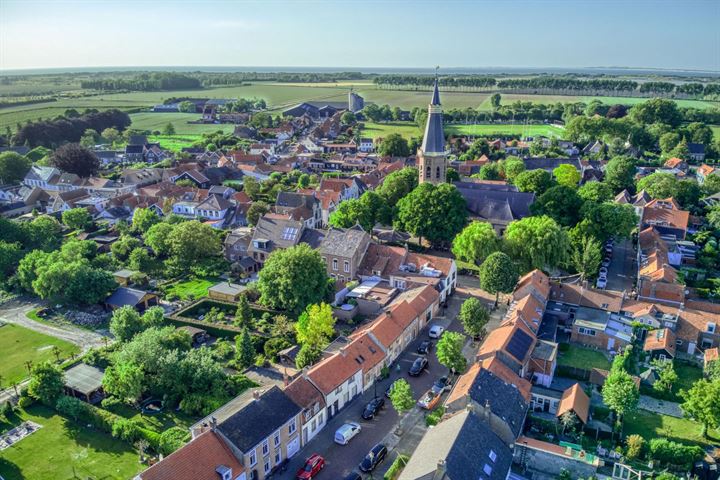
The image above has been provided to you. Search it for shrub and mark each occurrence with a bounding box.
[625,434,645,460]
[649,438,704,469]
[100,396,123,410]
[111,418,143,442]
[55,396,89,422]
[383,454,409,480]
[159,427,189,455]
[264,337,291,361]
[17,395,34,409]
[426,406,445,427]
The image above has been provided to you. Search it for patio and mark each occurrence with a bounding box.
[0,421,42,450]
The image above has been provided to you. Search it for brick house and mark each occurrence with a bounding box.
[319,225,371,287]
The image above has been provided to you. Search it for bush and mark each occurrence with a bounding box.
[55,396,89,422]
[264,337,291,361]
[111,418,143,442]
[625,434,645,460]
[649,438,704,469]
[426,406,445,427]
[159,427,189,455]
[17,395,34,409]
[384,454,409,480]
[100,396,123,410]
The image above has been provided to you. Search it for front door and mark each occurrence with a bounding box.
[287,437,300,458]
[607,338,615,351]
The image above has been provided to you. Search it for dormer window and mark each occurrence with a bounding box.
[708,323,716,334]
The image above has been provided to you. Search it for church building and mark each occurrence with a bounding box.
[417,79,448,184]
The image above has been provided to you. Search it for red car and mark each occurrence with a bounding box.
[296,453,325,479]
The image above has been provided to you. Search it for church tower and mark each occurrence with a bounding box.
[417,77,447,184]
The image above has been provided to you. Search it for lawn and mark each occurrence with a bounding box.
[557,344,611,370]
[624,409,720,447]
[0,405,143,480]
[360,121,421,140]
[107,403,196,433]
[130,112,235,135]
[711,125,720,140]
[147,134,204,152]
[445,123,565,138]
[672,362,703,396]
[0,323,80,384]
[163,277,219,301]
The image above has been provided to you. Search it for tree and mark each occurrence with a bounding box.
[652,359,678,395]
[531,185,583,227]
[0,241,22,277]
[132,208,160,233]
[246,201,269,227]
[459,298,489,339]
[235,329,256,369]
[329,191,390,232]
[436,331,467,374]
[62,207,93,231]
[103,361,144,403]
[0,151,31,184]
[579,203,637,241]
[637,172,678,199]
[340,111,356,125]
[395,182,467,247]
[27,362,64,406]
[502,156,525,182]
[479,252,518,306]
[111,235,142,262]
[446,168,460,182]
[50,143,100,177]
[376,167,418,206]
[578,182,613,203]
[559,410,579,434]
[602,369,639,422]
[570,235,602,281]
[389,379,414,414]
[604,156,636,193]
[162,123,176,135]
[33,259,116,305]
[296,303,335,349]
[128,247,154,273]
[295,344,322,369]
[235,294,253,328]
[630,98,682,127]
[514,169,553,194]
[258,244,329,314]
[659,132,682,154]
[167,220,222,271]
[490,93,501,109]
[144,222,174,256]
[553,164,581,188]
[451,221,502,266]
[681,378,720,437]
[101,127,120,144]
[477,163,501,180]
[378,133,410,157]
[109,306,143,342]
[505,216,570,272]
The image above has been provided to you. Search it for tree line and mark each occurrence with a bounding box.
[80,72,201,91]
[373,75,720,99]
[12,109,131,148]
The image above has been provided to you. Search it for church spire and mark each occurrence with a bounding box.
[420,68,445,155]
[431,68,441,106]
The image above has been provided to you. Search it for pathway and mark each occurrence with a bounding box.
[638,395,683,418]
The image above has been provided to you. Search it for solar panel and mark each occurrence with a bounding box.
[281,227,298,241]
[506,328,533,361]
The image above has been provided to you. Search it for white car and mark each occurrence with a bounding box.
[334,422,361,445]
[428,324,445,338]
[599,267,608,275]
[596,277,607,289]
[601,258,611,268]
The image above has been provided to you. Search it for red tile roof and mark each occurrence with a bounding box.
[643,328,676,356]
[557,383,590,424]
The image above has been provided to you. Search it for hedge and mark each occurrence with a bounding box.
[384,454,410,480]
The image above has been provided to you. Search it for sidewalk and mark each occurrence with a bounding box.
[376,406,429,477]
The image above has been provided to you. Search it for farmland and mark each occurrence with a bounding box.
[445,123,565,138]
[0,323,79,384]
[711,125,720,139]
[360,121,422,140]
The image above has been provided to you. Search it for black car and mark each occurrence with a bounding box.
[431,376,452,395]
[343,473,362,480]
[359,443,388,472]
[408,356,428,376]
[385,380,397,398]
[417,340,432,355]
[361,396,385,420]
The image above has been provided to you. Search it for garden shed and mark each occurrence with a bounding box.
[63,363,105,404]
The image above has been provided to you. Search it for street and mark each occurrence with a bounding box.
[605,238,635,293]
[273,289,473,479]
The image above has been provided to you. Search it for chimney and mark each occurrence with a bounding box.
[252,390,260,401]
[433,459,447,480]
[210,416,217,431]
[483,399,491,422]
[283,367,289,387]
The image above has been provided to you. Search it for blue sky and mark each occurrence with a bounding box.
[1,0,718,71]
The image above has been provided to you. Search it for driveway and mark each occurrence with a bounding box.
[273,296,464,479]
[605,238,635,293]
[0,297,107,351]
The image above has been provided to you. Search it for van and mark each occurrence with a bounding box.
[334,422,361,445]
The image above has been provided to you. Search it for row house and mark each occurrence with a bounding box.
[318,225,371,287]
[274,191,322,229]
[640,197,690,240]
[318,177,364,202]
[282,376,326,446]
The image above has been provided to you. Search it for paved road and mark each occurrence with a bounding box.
[605,238,635,293]
[273,296,465,480]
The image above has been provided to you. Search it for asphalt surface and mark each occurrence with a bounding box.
[604,238,636,293]
[273,297,465,480]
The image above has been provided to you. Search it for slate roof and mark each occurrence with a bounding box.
[319,225,368,258]
[250,216,304,252]
[523,157,581,172]
[468,367,529,437]
[105,287,154,308]
[217,386,300,453]
[398,410,512,480]
[420,79,446,154]
[63,363,104,396]
[455,182,535,226]
[688,143,705,154]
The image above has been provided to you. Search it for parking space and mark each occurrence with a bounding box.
[603,238,636,293]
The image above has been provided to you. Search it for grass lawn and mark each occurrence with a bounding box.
[163,277,219,301]
[107,403,196,433]
[0,405,143,480]
[711,125,720,140]
[673,362,703,396]
[360,121,421,140]
[147,133,204,152]
[0,323,79,384]
[445,123,565,138]
[129,112,235,135]
[624,409,720,447]
[557,344,611,370]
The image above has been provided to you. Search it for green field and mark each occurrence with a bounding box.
[0,405,143,480]
[711,125,720,140]
[130,112,234,135]
[147,134,204,151]
[624,409,720,447]
[445,123,565,138]
[360,121,422,140]
[0,323,79,383]
[163,277,219,301]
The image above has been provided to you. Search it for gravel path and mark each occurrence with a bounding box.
[638,395,684,418]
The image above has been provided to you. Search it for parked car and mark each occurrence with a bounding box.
[334,422,361,445]
[417,390,442,410]
[385,380,398,398]
[604,245,613,255]
[361,396,385,420]
[601,258,611,268]
[296,454,325,479]
[409,356,428,376]
[343,473,362,480]
[596,277,607,289]
[431,376,452,395]
[428,324,444,338]
[359,444,388,472]
[417,340,433,354]
[599,267,608,275]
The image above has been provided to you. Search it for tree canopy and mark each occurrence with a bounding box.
[0,151,31,184]
[504,215,570,272]
[395,182,467,247]
[50,143,100,177]
[451,221,502,266]
[479,252,518,305]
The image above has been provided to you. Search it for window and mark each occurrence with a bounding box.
[436,166,441,179]
[274,432,280,447]
[425,166,430,179]
[708,323,716,334]
[578,327,596,336]
[483,464,493,476]
[332,259,338,271]
[288,418,296,434]
[249,451,257,467]
[262,440,269,456]
[702,338,714,349]
[344,261,350,273]
[275,450,282,465]
[264,459,271,474]
[489,450,497,462]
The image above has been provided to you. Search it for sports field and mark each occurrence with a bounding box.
[0,322,80,384]
[129,112,235,135]
[445,123,565,137]
[360,121,422,140]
